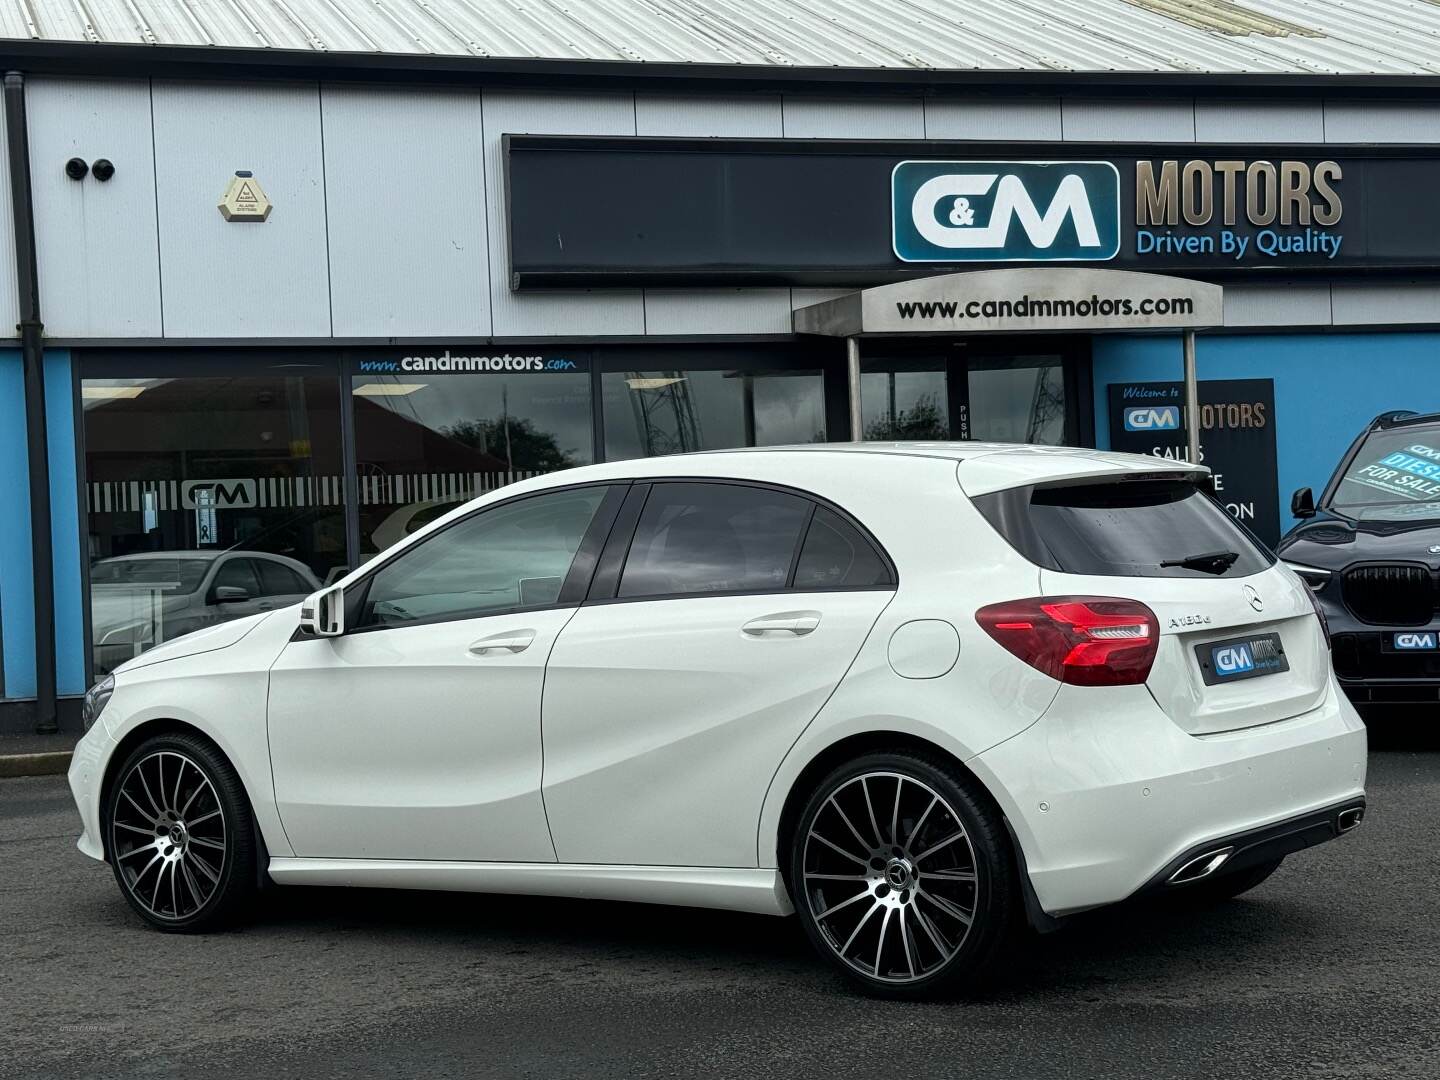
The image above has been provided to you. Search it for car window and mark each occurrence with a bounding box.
[1331,427,1440,522]
[212,558,260,596]
[974,479,1273,579]
[359,487,608,628]
[256,560,311,596]
[793,507,893,590]
[619,483,809,599]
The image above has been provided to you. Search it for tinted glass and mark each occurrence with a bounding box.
[1331,427,1440,522]
[967,357,1066,445]
[359,487,607,627]
[861,358,949,440]
[619,483,809,598]
[602,369,825,459]
[83,370,343,677]
[353,366,593,557]
[794,508,892,589]
[978,480,1273,578]
[257,560,311,596]
[212,559,260,595]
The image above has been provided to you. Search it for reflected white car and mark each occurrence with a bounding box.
[68,444,1367,997]
[89,551,320,675]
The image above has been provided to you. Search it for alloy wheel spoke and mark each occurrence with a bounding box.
[135,764,164,819]
[904,796,938,849]
[911,902,953,959]
[114,821,154,838]
[188,836,225,852]
[890,777,903,846]
[179,859,206,909]
[118,841,158,861]
[187,850,220,885]
[187,809,222,828]
[120,789,159,826]
[914,829,967,861]
[919,888,974,927]
[171,754,187,813]
[825,798,873,859]
[922,867,977,884]
[815,888,873,922]
[860,777,884,848]
[179,778,209,819]
[804,872,867,881]
[898,907,917,978]
[839,900,880,957]
[873,906,893,976]
[809,830,867,865]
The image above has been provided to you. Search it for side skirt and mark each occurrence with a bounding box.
[266,858,796,916]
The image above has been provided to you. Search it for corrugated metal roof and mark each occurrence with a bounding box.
[0,0,1436,76]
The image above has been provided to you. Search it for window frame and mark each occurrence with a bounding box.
[584,476,897,606]
[332,481,627,636]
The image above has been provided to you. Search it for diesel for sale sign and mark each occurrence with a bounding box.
[1108,378,1280,546]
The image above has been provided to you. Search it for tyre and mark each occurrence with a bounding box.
[788,751,1019,998]
[104,731,258,932]
[1164,856,1284,907]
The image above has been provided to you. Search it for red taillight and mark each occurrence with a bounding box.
[1304,587,1332,650]
[975,596,1160,687]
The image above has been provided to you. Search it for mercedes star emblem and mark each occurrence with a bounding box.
[1243,585,1264,612]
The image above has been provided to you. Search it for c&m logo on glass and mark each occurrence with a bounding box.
[893,161,1122,263]
[1123,406,1181,432]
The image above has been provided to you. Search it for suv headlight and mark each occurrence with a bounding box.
[1282,560,1332,590]
[81,675,115,732]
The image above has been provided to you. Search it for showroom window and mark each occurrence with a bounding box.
[82,359,346,678]
[350,354,593,556]
[602,366,827,460]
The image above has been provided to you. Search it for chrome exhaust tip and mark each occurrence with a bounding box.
[1167,847,1234,886]
[1338,807,1364,833]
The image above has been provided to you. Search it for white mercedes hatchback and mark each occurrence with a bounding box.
[69,443,1367,997]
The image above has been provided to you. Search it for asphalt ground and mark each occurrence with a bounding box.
[3,717,1437,1079]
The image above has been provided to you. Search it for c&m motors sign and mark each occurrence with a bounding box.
[893,161,1121,263]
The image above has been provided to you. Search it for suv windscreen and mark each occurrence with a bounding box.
[975,478,1274,579]
[1329,427,1440,522]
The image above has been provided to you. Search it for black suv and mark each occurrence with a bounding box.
[1278,411,1440,705]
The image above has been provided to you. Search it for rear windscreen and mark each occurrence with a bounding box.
[974,478,1274,578]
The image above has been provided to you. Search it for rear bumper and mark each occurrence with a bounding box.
[969,680,1367,917]
[1129,797,1365,900]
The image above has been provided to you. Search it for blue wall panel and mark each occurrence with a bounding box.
[46,350,86,695]
[1093,332,1440,535]
[0,349,33,698]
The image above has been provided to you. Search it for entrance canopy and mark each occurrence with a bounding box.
[794,267,1224,465]
[793,267,1222,337]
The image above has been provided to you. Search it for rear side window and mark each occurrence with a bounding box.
[619,483,809,598]
[794,507,893,589]
[975,479,1274,579]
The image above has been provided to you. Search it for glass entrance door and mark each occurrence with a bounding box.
[859,338,1087,447]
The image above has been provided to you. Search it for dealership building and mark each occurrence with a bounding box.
[0,0,1438,731]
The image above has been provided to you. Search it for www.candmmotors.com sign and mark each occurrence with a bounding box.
[893,161,1121,263]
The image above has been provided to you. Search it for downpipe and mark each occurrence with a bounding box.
[4,70,57,734]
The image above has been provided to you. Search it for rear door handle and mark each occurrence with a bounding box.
[742,611,821,637]
[469,629,536,655]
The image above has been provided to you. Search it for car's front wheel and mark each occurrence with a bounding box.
[105,731,258,932]
[789,751,1019,998]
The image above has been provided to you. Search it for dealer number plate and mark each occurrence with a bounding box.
[1196,632,1289,686]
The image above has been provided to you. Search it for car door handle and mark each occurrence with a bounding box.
[741,611,821,637]
[468,629,536,655]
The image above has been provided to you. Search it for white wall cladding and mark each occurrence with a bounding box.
[15,79,1440,340]
[634,94,783,137]
[481,91,643,338]
[1193,100,1325,143]
[1323,102,1440,143]
[1061,99,1196,142]
[782,98,924,139]
[924,99,1063,142]
[0,93,17,336]
[323,86,489,338]
[151,81,331,338]
[26,77,161,338]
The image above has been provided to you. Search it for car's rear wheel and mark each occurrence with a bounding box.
[789,751,1019,998]
[105,732,257,932]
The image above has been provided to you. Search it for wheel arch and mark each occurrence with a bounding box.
[770,729,1058,933]
[98,718,273,886]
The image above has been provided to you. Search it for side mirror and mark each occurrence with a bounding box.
[212,585,252,604]
[1291,487,1316,519]
[299,584,346,637]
